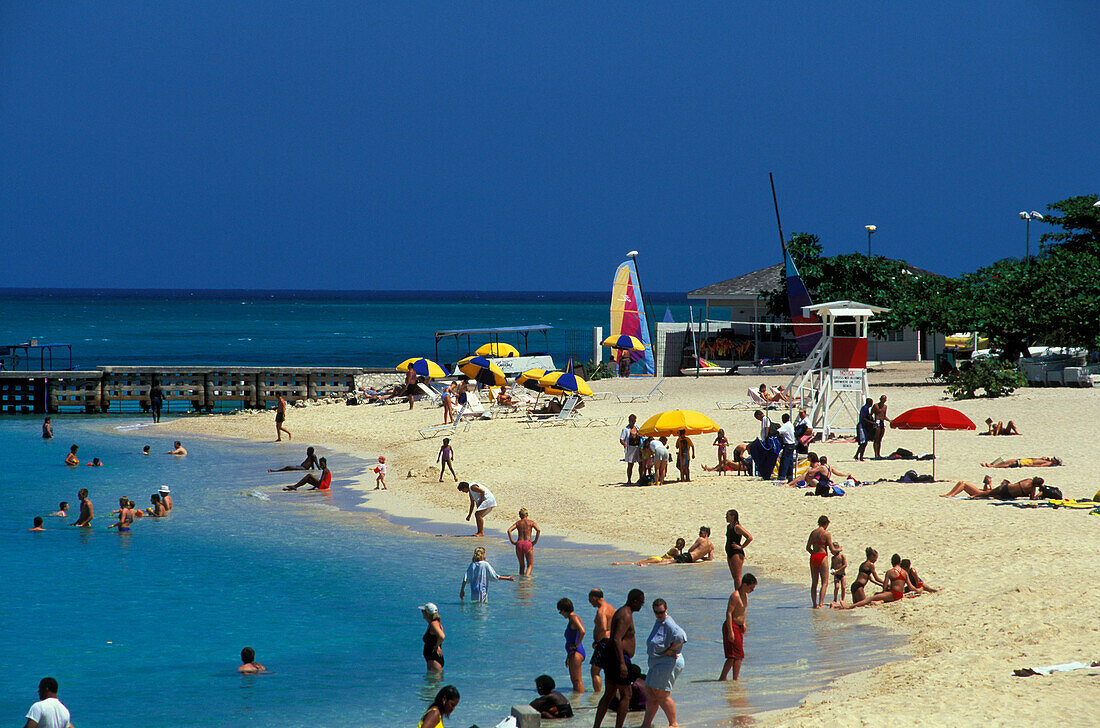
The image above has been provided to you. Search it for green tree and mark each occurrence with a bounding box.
[1039,194,1100,254]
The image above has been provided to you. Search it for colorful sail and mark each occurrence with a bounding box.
[784,252,822,355]
[610,259,655,376]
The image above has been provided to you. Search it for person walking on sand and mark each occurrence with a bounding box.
[459,546,515,602]
[621,415,640,484]
[593,588,645,728]
[404,367,418,410]
[588,588,616,693]
[725,509,753,588]
[24,677,73,728]
[458,481,496,536]
[719,573,756,680]
[675,429,694,482]
[149,379,164,424]
[871,395,890,458]
[373,456,387,489]
[441,382,455,424]
[419,602,445,672]
[437,438,457,482]
[275,394,292,441]
[72,488,93,527]
[806,515,834,608]
[558,597,587,693]
[507,508,540,576]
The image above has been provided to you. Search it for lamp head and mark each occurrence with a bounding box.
[1093,200,1100,208]
[1029,211,1044,220]
[627,250,639,257]
[864,225,876,233]
[1018,211,1029,219]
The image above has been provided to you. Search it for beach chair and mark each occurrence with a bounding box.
[524,395,580,427]
[455,389,490,422]
[746,388,777,409]
[615,379,666,403]
[715,398,753,410]
[590,391,613,401]
[418,382,443,407]
[417,420,472,439]
[571,411,622,428]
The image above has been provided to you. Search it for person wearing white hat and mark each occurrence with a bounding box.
[419,603,445,672]
[158,485,173,512]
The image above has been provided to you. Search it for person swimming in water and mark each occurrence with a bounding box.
[168,441,187,456]
[238,646,266,674]
[507,508,541,576]
[107,496,133,532]
[268,446,319,472]
[65,445,80,466]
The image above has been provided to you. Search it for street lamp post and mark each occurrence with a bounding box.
[1018,211,1044,259]
[864,225,876,256]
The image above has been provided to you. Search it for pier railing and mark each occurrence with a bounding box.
[0,367,363,415]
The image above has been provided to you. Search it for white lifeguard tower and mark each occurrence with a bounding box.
[787,300,889,439]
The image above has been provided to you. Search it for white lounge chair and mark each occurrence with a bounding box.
[418,382,443,406]
[715,399,753,410]
[615,379,666,403]
[571,411,622,428]
[417,420,472,439]
[455,389,491,422]
[524,395,580,427]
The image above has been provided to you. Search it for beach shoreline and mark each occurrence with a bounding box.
[154,362,1100,726]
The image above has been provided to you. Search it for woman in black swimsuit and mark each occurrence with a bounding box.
[724,509,753,588]
[850,547,884,603]
[420,603,445,672]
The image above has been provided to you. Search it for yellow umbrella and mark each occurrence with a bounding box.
[396,357,447,379]
[475,342,520,358]
[638,410,719,437]
[458,355,506,387]
[602,334,646,352]
[538,370,594,397]
[517,368,565,397]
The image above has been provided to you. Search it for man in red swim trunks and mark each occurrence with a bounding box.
[284,457,331,491]
[806,515,834,608]
[507,508,541,576]
[720,573,756,680]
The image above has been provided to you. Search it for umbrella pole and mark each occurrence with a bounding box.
[932,429,936,480]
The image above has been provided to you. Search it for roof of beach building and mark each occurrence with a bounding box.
[687,259,942,299]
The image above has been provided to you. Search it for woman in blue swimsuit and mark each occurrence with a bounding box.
[558,597,587,693]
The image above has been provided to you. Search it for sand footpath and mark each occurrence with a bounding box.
[163,362,1100,726]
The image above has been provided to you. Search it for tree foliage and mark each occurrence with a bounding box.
[761,194,1100,351]
[945,358,1026,400]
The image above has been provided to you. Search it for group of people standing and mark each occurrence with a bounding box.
[619,414,696,486]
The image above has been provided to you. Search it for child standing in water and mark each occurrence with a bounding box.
[713,429,729,473]
[437,438,457,482]
[830,542,847,605]
[374,456,387,490]
[460,546,515,602]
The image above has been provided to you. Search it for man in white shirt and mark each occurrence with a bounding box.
[777,413,797,481]
[753,410,771,442]
[25,677,73,728]
[620,414,640,484]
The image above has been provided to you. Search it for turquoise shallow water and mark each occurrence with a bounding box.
[0,418,901,727]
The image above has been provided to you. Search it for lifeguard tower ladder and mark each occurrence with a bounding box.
[786,301,888,439]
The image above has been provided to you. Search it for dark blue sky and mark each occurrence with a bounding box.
[2,2,1096,292]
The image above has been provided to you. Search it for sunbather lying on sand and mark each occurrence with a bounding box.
[941,476,1043,500]
[613,538,686,566]
[984,418,1020,436]
[981,456,1061,468]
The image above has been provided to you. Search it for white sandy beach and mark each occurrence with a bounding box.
[164,362,1100,727]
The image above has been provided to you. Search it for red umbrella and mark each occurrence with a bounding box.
[890,405,976,479]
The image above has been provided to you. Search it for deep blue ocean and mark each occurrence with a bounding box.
[0,418,901,727]
[0,289,694,370]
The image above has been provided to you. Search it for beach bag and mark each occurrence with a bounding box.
[831,484,846,496]
[1040,485,1063,500]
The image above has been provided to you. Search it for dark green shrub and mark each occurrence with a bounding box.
[945,358,1026,399]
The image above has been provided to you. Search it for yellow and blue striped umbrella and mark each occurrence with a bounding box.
[458,355,506,387]
[602,334,646,352]
[396,357,447,379]
[538,370,594,397]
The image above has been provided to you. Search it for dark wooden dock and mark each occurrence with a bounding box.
[0,367,362,414]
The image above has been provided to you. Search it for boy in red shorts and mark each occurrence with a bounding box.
[720,573,757,680]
